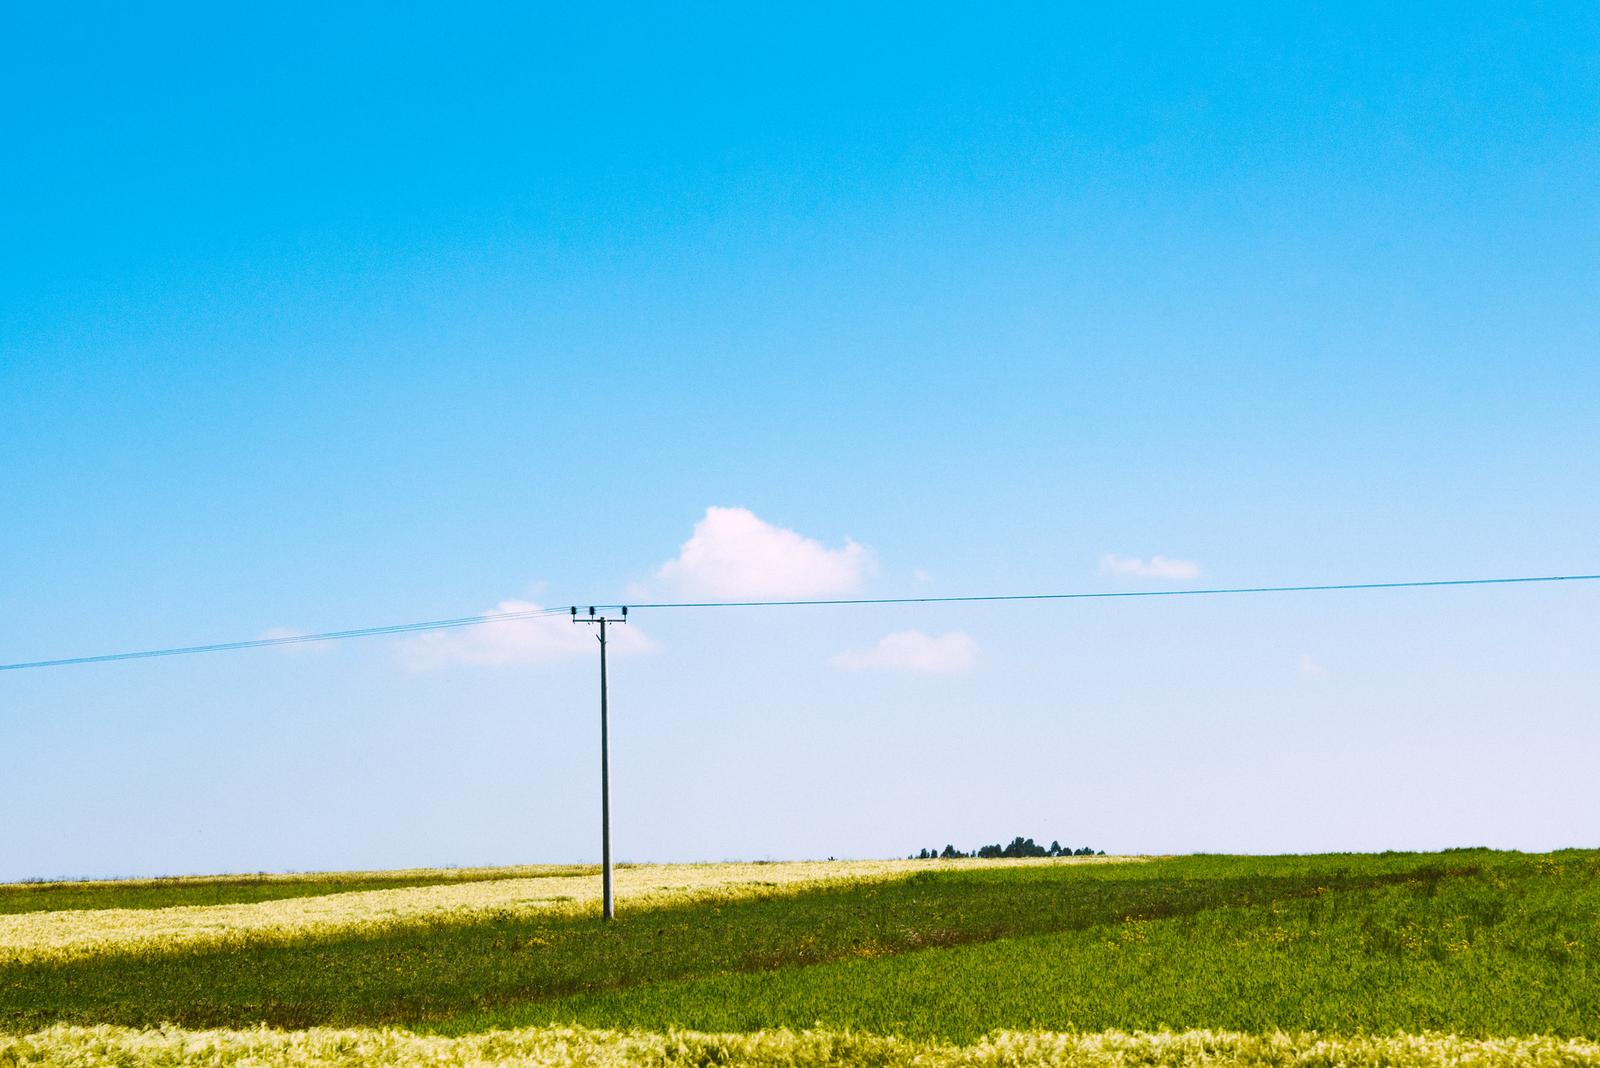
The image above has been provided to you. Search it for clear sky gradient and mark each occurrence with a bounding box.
[3,4,1597,880]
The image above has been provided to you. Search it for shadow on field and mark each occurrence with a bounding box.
[0,858,1481,1030]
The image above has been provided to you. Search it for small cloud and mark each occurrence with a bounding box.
[1098,553,1201,580]
[913,569,935,584]
[1299,653,1326,677]
[403,601,654,670]
[656,506,874,599]
[832,630,978,673]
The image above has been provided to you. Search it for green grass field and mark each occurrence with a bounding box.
[0,865,597,916]
[1,850,1596,1065]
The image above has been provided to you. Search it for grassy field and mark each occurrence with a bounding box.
[0,865,598,916]
[1,850,1596,1065]
[0,858,1072,963]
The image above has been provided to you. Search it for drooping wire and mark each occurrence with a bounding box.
[1,573,1595,672]
[0,605,573,671]
[604,573,1600,611]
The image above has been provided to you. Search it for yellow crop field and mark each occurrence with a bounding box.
[5,1025,1598,1068]
[0,857,1123,965]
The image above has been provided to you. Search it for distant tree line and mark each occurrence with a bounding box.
[911,836,1103,859]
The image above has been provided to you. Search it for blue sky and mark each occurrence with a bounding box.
[2,4,1597,880]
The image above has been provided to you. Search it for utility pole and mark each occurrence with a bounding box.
[572,605,626,920]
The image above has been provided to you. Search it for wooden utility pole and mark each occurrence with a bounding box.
[572,605,626,919]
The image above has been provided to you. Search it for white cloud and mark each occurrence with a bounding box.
[1098,553,1202,580]
[1299,653,1326,677]
[403,601,654,669]
[656,507,874,599]
[832,630,978,673]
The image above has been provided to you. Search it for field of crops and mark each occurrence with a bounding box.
[2,851,1597,1066]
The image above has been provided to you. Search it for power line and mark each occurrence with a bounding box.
[1,573,1595,673]
[607,573,1600,610]
[0,605,572,672]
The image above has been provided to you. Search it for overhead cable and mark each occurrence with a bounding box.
[1,573,1595,673]
[0,605,572,671]
[607,573,1600,610]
